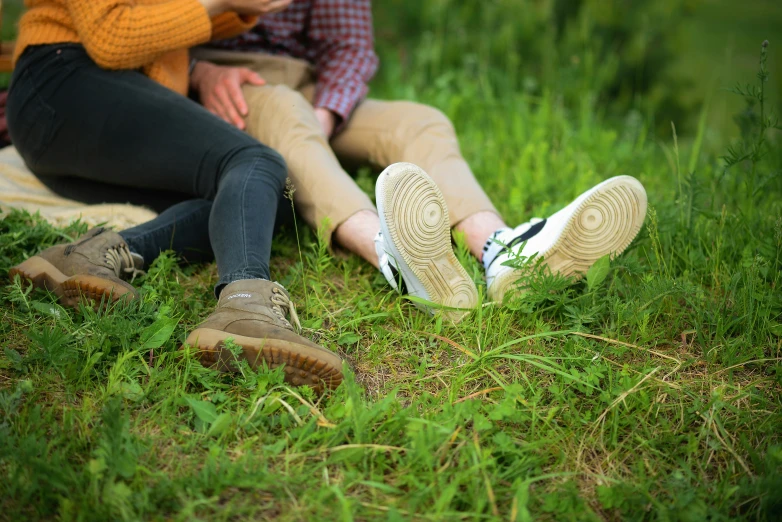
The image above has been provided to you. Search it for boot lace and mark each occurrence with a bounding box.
[270,286,302,333]
[105,245,145,282]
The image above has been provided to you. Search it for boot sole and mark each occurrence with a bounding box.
[185,328,344,392]
[488,176,647,302]
[376,163,478,322]
[9,256,135,308]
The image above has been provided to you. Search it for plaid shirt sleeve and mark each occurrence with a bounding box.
[308,0,379,126]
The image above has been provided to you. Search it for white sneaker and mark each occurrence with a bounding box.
[375,162,478,322]
[484,175,648,302]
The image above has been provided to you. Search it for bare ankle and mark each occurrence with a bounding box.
[454,211,508,261]
[334,209,381,268]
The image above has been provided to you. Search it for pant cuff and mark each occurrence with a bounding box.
[319,204,378,251]
[215,270,270,298]
[451,207,502,228]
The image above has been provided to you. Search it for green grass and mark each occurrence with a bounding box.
[671,0,782,142]
[2,2,782,521]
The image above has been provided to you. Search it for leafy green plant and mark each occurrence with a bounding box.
[724,40,781,218]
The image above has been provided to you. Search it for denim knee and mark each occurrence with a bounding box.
[230,145,288,189]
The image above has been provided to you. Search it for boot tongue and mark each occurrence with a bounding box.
[130,252,144,270]
[218,279,298,331]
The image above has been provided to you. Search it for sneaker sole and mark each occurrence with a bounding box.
[9,256,136,309]
[185,328,344,393]
[488,176,647,302]
[376,163,478,322]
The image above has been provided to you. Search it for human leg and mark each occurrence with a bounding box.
[331,99,501,252]
[198,53,646,313]
[334,100,648,304]
[7,44,342,390]
[328,101,493,316]
[194,49,381,263]
[239,83,377,247]
[119,199,215,266]
[374,163,478,322]
[333,209,382,269]
[7,44,282,292]
[34,174,196,214]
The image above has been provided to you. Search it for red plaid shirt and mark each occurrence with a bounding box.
[210,0,379,123]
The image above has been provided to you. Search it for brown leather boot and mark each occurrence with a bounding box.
[8,227,142,308]
[185,279,344,393]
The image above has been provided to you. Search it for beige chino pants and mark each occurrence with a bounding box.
[191,48,498,239]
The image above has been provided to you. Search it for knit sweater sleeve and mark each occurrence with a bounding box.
[66,0,213,70]
[210,13,259,41]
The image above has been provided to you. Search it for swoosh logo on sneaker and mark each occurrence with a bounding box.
[487,218,547,269]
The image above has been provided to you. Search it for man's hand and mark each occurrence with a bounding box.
[191,61,265,130]
[314,107,337,138]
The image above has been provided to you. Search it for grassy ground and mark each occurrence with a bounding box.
[1,2,782,521]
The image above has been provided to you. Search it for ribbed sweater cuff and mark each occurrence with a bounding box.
[163,0,214,49]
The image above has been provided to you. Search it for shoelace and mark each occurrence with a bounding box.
[270,286,302,333]
[104,245,146,282]
[373,231,409,293]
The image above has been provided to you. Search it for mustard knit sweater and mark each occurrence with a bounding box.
[14,0,256,95]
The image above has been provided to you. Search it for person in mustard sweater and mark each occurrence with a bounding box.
[5,0,344,393]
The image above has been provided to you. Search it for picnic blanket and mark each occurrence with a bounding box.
[0,146,157,229]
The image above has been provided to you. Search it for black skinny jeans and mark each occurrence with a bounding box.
[6,44,286,295]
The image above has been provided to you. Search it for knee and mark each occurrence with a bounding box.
[252,84,316,126]
[393,102,456,139]
[229,145,288,189]
[244,85,323,144]
[253,146,288,187]
[265,84,311,111]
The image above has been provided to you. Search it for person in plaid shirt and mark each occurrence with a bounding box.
[202,0,378,134]
[189,0,647,318]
